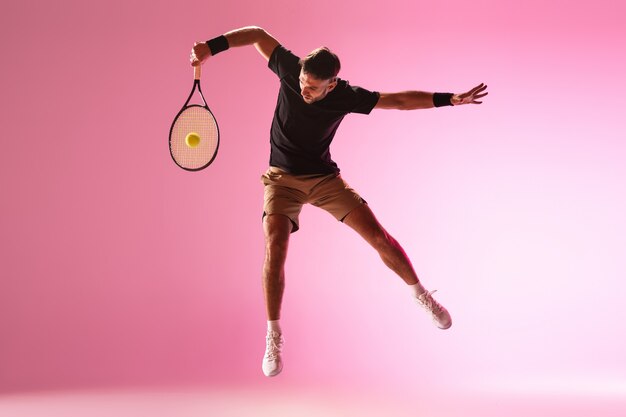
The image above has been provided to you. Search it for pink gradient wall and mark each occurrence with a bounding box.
[1,0,625,406]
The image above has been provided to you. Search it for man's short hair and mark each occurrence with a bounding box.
[299,47,341,80]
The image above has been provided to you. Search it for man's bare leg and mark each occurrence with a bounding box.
[261,214,292,376]
[343,204,452,329]
[343,204,421,285]
[262,214,292,320]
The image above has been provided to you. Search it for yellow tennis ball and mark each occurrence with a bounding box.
[185,132,201,148]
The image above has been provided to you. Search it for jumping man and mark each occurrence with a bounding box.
[190,26,488,377]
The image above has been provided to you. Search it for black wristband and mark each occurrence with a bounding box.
[206,35,229,56]
[433,92,453,107]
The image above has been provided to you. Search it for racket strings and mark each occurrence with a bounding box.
[170,106,219,170]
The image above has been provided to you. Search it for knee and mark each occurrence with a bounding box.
[372,228,398,253]
[264,215,291,253]
[266,232,288,254]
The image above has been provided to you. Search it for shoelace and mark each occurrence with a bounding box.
[417,290,444,315]
[265,332,283,361]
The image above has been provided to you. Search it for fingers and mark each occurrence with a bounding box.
[460,83,488,104]
[190,48,199,66]
[190,41,210,66]
[472,86,488,104]
[469,83,487,95]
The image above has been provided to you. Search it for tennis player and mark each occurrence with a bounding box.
[190,26,488,377]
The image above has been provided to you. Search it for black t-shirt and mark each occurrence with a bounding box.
[267,45,380,174]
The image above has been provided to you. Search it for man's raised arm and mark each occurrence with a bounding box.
[191,26,280,65]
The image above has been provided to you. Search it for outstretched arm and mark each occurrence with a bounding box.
[374,83,488,110]
[190,26,280,66]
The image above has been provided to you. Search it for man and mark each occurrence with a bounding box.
[190,26,488,377]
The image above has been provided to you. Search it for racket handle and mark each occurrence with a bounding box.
[194,65,201,80]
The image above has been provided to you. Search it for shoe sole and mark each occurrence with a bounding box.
[262,365,283,377]
[438,321,452,330]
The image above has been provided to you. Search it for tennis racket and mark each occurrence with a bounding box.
[169,65,220,171]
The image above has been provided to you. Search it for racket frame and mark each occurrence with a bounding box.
[169,66,220,171]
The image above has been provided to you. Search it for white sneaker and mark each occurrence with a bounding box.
[416,290,452,329]
[262,330,284,377]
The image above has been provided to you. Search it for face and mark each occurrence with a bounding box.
[298,69,337,104]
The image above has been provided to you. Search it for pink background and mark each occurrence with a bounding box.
[1,0,625,415]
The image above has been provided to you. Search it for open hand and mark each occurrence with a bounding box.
[451,83,488,105]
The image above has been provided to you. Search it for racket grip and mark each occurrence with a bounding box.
[194,65,201,80]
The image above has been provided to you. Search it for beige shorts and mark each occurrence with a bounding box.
[261,167,366,233]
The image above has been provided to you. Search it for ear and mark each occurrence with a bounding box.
[327,77,338,92]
